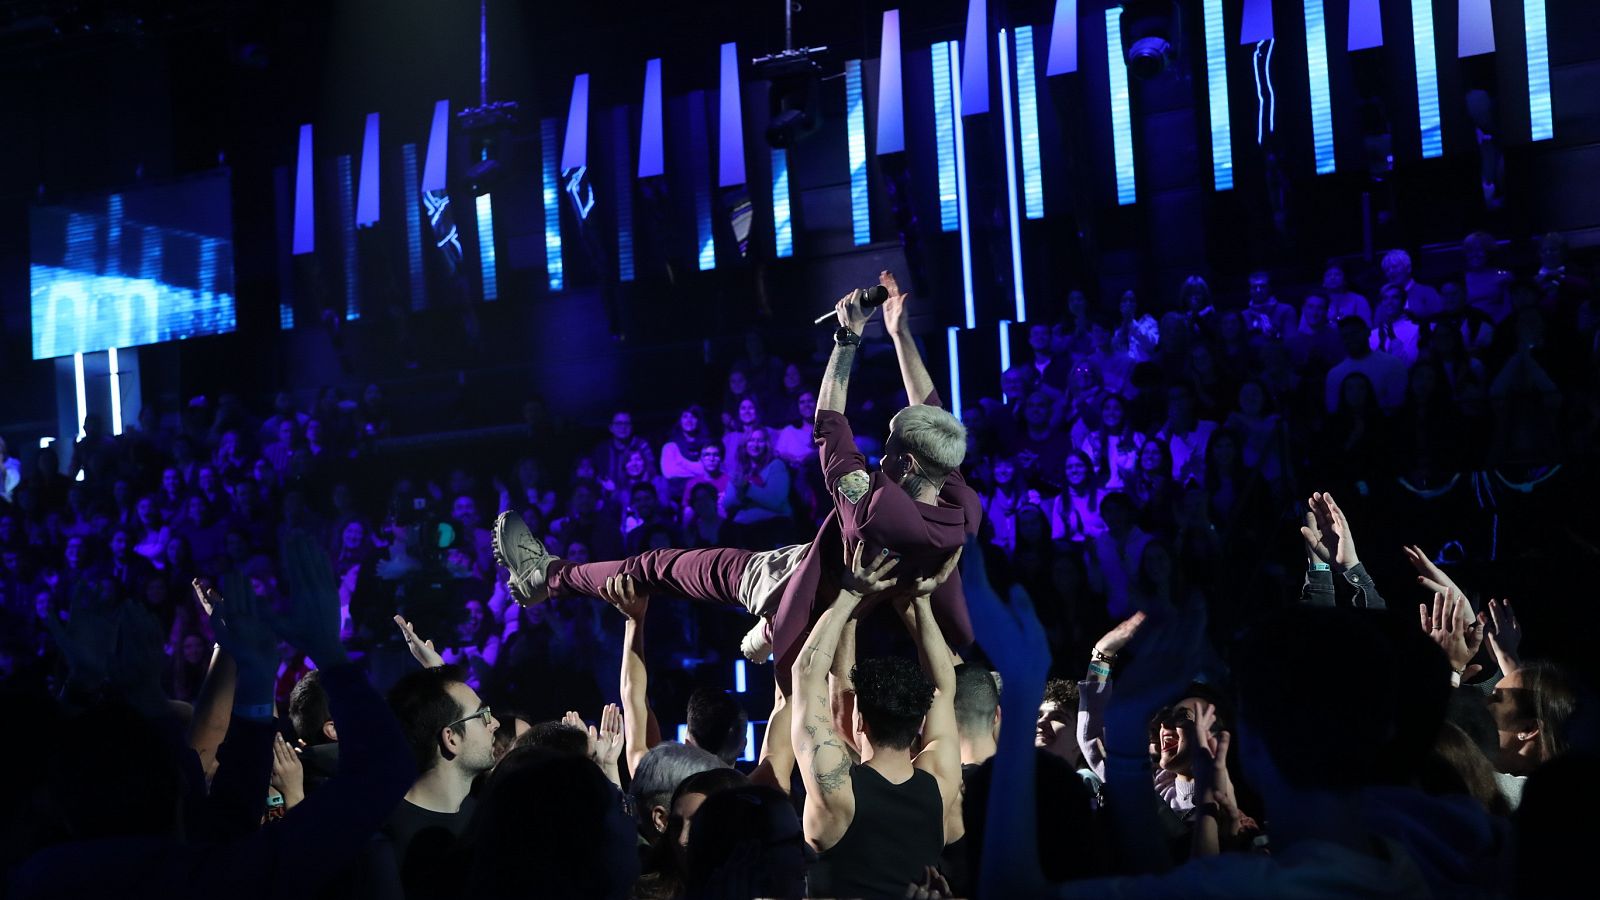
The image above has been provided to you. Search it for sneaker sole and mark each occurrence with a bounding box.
[492,510,550,606]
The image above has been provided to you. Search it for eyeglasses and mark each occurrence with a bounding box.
[447,705,493,730]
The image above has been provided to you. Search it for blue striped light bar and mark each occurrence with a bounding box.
[1046,0,1078,75]
[999,320,1012,375]
[1525,1,1552,141]
[734,659,747,693]
[540,118,564,290]
[719,43,746,186]
[357,113,380,227]
[962,0,990,116]
[998,29,1026,322]
[689,91,716,271]
[1015,25,1044,218]
[401,143,425,311]
[292,124,314,255]
[947,327,964,419]
[877,9,905,154]
[1202,0,1235,190]
[612,107,635,281]
[476,194,498,301]
[337,154,359,319]
[1105,8,1137,205]
[932,41,959,232]
[949,40,976,329]
[640,59,665,178]
[1305,0,1336,174]
[1411,0,1443,158]
[772,149,793,257]
[846,59,870,245]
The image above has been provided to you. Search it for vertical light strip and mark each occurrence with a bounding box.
[337,154,359,320]
[562,74,591,173]
[1349,0,1384,50]
[1015,26,1044,218]
[107,194,122,262]
[998,29,1026,322]
[743,722,757,762]
[540,118,564,290]
[107,348,122,436]
[877,10,906,154]
[356,112,380,227]
[640,59,665,178]
[998,320,1011,375]
[846,59,870,245]
[719,43,746,186]
[73,352,87,440]
[1241,0,1275,43]
[962,0,990,115]
[947,327,964,419]
[1305,1,1336,173]
[950,41,976,329]
[771,149,793,258]
[1046,0,1079,75]
[932,42,959,232]
[1458,0,1495,57]
[476,194,498,300]
[1411,0,1443,158]
[401,143,425,311]
[689,92,716,271]
[292,124,315,255]
[735,659,747,693]
[421,100,451,193]
[1525,0,1552,141]
[612,107,636,281]
[1203,0,1235,190]
[1105,8,1137,205]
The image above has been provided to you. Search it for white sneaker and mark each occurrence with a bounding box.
[492,510,559,606]
[740,619,774,664]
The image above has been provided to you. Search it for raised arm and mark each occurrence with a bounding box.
[881,271,938,406]
[792,545,900,850]
[600,574,659,777]
[816,290,873,415]
[829,618,860,754]
[905,549,964,842]
[751,682,795,794]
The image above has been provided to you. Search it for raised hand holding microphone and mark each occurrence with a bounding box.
[811,283,889,324]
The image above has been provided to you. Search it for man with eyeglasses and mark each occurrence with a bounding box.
[593,408,656,491]
[363,665,499,899]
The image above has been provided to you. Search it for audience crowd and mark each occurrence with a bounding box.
[0,233,1596,898]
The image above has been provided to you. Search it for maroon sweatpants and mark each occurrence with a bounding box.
[546,547,756,609]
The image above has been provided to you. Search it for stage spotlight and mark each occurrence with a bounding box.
[1119,0,1180,80]
[754,47,827,148]
[457,100,520,195]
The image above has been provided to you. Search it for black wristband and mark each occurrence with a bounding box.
[834,326,862,346]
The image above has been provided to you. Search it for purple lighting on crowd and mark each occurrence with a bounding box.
[962,0,989,116]
[292,124,314,255]
[718,43,746,186]
[1348,0,1383,51]
[1046,0,1078,76]
[639,58,665,179]
[876,10,905,155]
[421,100,451,194]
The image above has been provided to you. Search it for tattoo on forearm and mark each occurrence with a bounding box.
[826,345,856,388]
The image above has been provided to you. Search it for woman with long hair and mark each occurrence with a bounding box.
[1050,452,1107,543]
[720,396,774,465]
[659,406,713,498]
[722,428,791,548]
[1080,394,1145,490]
[982,456,1030,556]
[1126,438,1178,537]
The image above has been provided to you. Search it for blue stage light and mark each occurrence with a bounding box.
[846,59,870,245]
[1203,1,1235,189]
[1105,8,1137,205]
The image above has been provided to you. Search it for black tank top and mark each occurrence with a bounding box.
[807,764,944,900]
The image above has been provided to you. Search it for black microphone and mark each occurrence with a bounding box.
[812,284,891,324]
